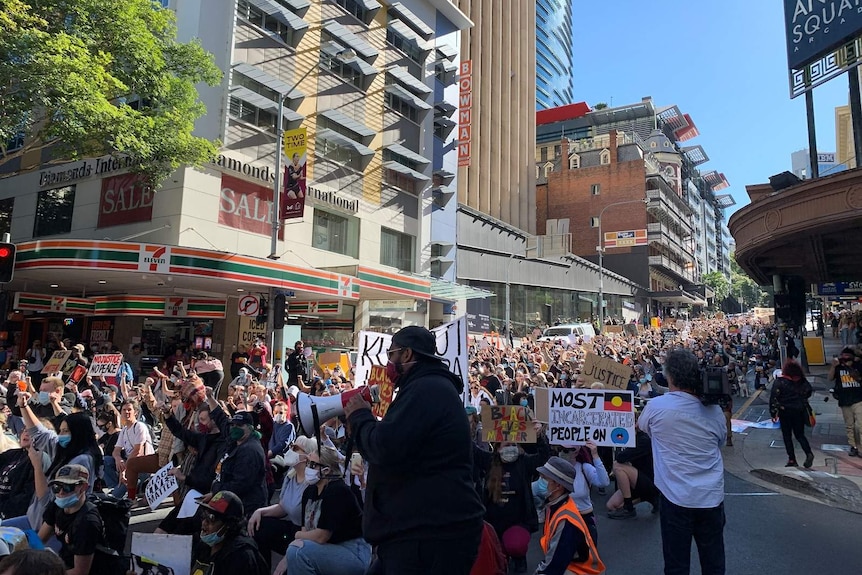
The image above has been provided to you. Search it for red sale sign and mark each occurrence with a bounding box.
[219,174,284,238]
[98,174,154,229]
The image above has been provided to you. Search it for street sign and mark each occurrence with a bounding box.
[604,229,647,248]
[237,294,261,317]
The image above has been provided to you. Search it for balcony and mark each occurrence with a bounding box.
[649,254,696,283]
[646,186,693,237]
[647,222,694,261]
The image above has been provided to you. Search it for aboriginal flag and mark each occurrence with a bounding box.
[604,392,632,412]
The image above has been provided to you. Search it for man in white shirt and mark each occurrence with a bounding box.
[639,348,726,575]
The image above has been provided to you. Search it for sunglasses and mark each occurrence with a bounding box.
[50,483,79,495]
[305,460,326,470]
[386,348,403,358]
[200,511,222,524]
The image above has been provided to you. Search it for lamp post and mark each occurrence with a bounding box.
[265,48,356,362]
[597,198,649,332]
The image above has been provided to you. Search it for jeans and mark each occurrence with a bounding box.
[103,455,120,489]
[779,409,812,462]
[659,495,725,575]
[2,515,62,552]
[367,528,482,575]
[841,402,862,449]
[286,537,370,575]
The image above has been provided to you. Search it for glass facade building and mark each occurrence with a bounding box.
[536,0,574,110]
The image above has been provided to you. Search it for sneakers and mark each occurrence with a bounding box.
[607,507,637,520]
[850,447,859,457]
[785,460,798,467]
[804,452,815,469]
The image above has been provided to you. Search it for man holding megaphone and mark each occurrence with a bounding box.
[343,326,485,575]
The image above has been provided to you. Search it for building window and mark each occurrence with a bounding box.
[543,162,554,178]
[383,168,418,195]
[590,217,600,228]
[312,209,359,257]
[228,96,277,133]
[383,90,420,123]
[316,135,364,171]
[591,183,601,195]
[319,33,368,90]
[380,228,414,271]
[34,186,75,237]
[382,149,420,172]
[0,198,13,239]
[236,0,298,46]
[540,147,548,162]
[232,73,280,104]
[5,131,25,152]
[600,149,611,165]
[569,154,580,169]
[386,25,425,65]
[334,0,372,24]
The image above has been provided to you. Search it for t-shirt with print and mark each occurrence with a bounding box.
[300,479,362,544]
[118,421,154,457]
[835,361,862,406]
[43,501,102,569]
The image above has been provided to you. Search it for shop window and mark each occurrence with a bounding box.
[34,186,75,237]
[380,227,414,271]
[0,198,13,239]
[312,209,359,257]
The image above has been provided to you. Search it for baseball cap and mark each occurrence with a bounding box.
[229,411,254,427]
[50,464,90,486]
[391,326,438,359]
[73,344,85,352]
[197,490,244,522]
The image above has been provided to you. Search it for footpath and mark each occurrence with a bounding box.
[724,334,862,514]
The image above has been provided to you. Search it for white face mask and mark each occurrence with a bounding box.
[281,450,301,467]
[304,467,321,485]
[274,414,287,424]
[499,446,520,463]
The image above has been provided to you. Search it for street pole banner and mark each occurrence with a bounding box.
[581,353,632,390]
[88,353,123,377]
[546,388,636,448]
[42,351,72,375]
[480,405,537,443]
[354,317,468,391]
[145,462,178,511]
[282,127,307,220]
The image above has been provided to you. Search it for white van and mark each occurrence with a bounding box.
[538,323,596,343]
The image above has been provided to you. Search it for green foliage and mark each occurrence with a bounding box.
[0,0,222,185]
[593,102,608,110]
[702,271,730,305]
[728,252,768,309]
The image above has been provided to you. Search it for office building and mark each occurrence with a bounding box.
[536,0,575,110]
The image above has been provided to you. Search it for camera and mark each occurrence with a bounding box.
[698,367,732,408]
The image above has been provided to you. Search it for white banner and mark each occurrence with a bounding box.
[546,388,636,448]
[354,317,468,391]
[131,533,193,575]
[145,462,178,511]
[87,353,123,377]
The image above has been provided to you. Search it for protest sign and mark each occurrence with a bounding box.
[67,364,88,385]
[42,351,72,375]
[177,489,203,519]
[131,533,193,575]
[369,365,394,419]
[581,353,631,390]
[354,317,468,390]
[480,405,536,443]
[623,324,638,336]
[533,387,549,422]
[145,462,178,511]
[546,388,635,448]
[88,353,123,377]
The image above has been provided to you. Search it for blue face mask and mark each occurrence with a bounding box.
[200,529,225,547]
[57,434,72,448]
[38,392,51,405]
[536,477,548,493]
[520,398,529,407]
[54,492,80,509]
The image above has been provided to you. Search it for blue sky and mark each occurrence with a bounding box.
[570,0,848,217]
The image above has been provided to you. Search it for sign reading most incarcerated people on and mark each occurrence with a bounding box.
[547,389,635,448]
[581,353,632,390]
[354,317,468,390]
[480,405,537,443]
[88,354,123,377]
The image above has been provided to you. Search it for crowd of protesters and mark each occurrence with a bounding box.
[0,311,855,575]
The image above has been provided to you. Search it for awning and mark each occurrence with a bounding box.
[229,86,303,122]
[387,19,432,52]
[321,41,378,77]
[280,0,309,10]
[431,185,456,197]
[316,128,375,157]
[436,44,458,61]
[248,0,309,31]
[648,290,706,305]
[358,0,381,11]
[434,100,456,115]
[232,63,304,100]
[436,60,458,74]
[323,22,378,60]
[385,84,432,111]
[434,116,456,130]
[319,108,375,139]
[387,66,432,96]
[385,142,430,165]
[388,2,434,38]
[383,160,429,182]
[430,278,495,302]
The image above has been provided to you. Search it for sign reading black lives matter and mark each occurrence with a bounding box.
[784,0,862,70]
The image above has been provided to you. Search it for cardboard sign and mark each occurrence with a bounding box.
[67,364,88,385]
[145,462,178,511]
[581,353,632,390]
[131,533,193,575]
[354,317,468,390]
[546,388,635,448]
[534,387,550,422]
[88,354,123,377]
[623,324,638,336]
[369,365,394,419]
[480,405,536,443]
[42,351,72,375]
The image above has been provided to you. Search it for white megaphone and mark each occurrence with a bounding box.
[297,386,375,437]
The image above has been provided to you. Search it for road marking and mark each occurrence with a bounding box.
[733,388,763,419]
[724,492,780,496]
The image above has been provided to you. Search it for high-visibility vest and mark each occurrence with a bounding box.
[540,498,605,574]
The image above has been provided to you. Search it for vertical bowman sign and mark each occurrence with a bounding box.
[458,60,472,167]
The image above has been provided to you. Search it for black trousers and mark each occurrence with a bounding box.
[253,516,299,568]
[367,527,482,575]
[779,408,811,463]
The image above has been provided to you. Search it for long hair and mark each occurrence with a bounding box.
[46,412,103,481]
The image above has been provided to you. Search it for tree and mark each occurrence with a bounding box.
[593,102,609,110]
[702,271,730,305]
[728,253,768,310]
[0,0,222,186]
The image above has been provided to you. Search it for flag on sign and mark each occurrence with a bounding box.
[604,392,631,412]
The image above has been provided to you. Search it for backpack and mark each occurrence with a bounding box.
[87,493,132,554]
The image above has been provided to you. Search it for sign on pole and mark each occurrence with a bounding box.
[581,353,632,390]
[88,354,123,378]
[546,388,635,448]
[282,127,307,220]
[480,405,536,443]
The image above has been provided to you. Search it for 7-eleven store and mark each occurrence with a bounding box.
[6,240,432,364]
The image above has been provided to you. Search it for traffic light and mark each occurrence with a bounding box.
[273,293,286,330]
[0,243,16,283]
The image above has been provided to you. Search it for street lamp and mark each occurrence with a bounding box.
[597,197,649,332]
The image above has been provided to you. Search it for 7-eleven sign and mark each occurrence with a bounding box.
[51,297,67,312]
[164,297,188,317]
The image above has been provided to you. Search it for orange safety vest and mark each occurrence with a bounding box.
[540,498,605,575]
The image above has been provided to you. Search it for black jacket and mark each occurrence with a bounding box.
[210,406,267,514]
[164,413,228,494]
[192,532,268,575]
[770,376,812,417]
[349,359,485,545]
[0,449,36,518]
[285,351,308,384]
